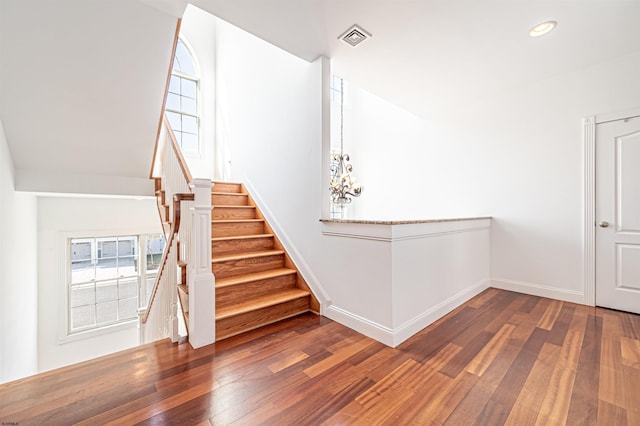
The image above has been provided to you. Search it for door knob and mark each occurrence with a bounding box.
[599,221,609,228]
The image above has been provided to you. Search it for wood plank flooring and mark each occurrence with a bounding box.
[2,288,639,425]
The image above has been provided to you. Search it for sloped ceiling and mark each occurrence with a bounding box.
[190,0,640,118]
[0,0,179,195]
[1,0,639,195]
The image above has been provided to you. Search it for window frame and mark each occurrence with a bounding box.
[68,235,139,334]
[59,230,166,344]
[166,37,201,157]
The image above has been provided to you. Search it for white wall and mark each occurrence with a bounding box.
[179,5,216,180]
[0,119,38,384]
[471,50,640,301]
[346,85,442,220]
[37,196,161,373]
[215,19,395,329]
[391,223,490,331]
[214,19,491,342]
[346,49,640,303]
[214,15,640,343]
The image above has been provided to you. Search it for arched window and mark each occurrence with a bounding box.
[166,38,199,155]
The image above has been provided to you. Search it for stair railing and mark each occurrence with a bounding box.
[140,192,192,343]
[141,17,214,347]
[140,116,214,347]
[140,117,192,343]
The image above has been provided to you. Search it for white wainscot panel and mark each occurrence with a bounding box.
[321,217,491,347]
[617,131,640,232]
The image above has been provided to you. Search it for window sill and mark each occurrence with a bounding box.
[58,319,138,345]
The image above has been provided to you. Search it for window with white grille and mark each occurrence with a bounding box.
[68,234,165,334]
[165,38,200,155]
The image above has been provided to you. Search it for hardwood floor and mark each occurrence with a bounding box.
[2,288,639,425]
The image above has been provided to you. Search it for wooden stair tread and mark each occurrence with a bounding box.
[213,205,255,209]
[211,219,263,224]
[212,233,273,242]
[216,288,309,320]
[211,191,248,196]
[216,267,296,287]
[212,205,257,220]
[213,249,284,263]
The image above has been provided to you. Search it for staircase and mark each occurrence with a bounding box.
[178,181,318,341]
[146,26,318,346]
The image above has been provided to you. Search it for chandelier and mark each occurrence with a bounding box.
[330,78,362,208]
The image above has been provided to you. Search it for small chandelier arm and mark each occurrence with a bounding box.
[330,153,362,205]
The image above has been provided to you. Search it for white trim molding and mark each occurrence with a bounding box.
[595,108,640,125]
[321,218,491,242]
[319,56,332,220]
[324,304,394,346]
[393,279,490,347]
[583,116,596,306]
[325,279,490,348]
[491,278,585,305]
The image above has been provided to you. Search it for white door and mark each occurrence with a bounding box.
[596,115,640,314]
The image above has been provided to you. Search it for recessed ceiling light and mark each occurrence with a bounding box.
[339,25,372,47]
[529,21,557,37]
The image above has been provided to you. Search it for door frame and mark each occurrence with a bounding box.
[583,107,640,306]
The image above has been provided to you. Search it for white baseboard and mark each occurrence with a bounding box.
[324,305,395,347]
[392,278,490,347]
[318,279,587,348]
[491,278,585,305]
[325,279,490,348]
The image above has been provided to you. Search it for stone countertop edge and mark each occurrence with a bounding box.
[319,217,492,225]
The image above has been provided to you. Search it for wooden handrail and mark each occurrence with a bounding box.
[141,192,194,324]
[171,192,194,233]
[164,116,193,183]
[149,18,182,180]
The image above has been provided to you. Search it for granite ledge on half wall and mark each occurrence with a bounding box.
[319,217,492,225]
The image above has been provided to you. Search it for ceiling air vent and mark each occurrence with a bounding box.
[339,25,372,47]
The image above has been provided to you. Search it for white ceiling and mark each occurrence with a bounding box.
[190,0,640,118]
[0,0,178,195]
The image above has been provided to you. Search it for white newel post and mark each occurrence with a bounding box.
[188,178,216,348]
